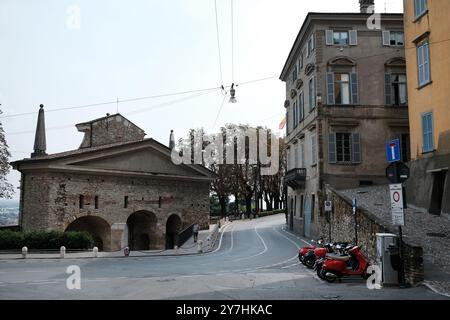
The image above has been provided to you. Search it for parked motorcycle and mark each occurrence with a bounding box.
[298,239,324,263]
[302,243,334,269]
[313,244,353,279]
[320,246,371,283]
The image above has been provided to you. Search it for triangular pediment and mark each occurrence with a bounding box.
[69,147,206,177]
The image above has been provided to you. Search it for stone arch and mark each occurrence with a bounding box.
[127,211,158,250]
[65,215,111,251]
[165,214,182,249]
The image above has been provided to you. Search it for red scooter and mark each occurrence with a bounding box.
[298,239,323,263]
[320,246,371,283]
[302,243,334,269]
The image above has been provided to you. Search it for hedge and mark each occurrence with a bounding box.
[0,230,94,250]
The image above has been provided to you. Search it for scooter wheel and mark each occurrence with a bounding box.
[317,268,326,280]
[305,258,315,269]
[324,272,337,283]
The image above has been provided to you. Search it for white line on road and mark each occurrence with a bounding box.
[231,224,268,262]
[210,222,233,254]
[25,270,47,273]
[27,281,59,285]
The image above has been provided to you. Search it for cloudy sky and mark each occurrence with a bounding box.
[0,0,403,199]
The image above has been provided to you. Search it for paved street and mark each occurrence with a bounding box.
[0,214,446,300]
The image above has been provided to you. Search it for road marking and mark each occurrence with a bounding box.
[280,227,312,247]
[25,270,47,273]
[210,222,233,254]
[27,281,59,285]
[231,224,268,262]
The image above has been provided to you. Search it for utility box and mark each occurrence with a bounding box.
[376,233,399,285]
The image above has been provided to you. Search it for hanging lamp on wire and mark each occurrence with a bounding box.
[229,83,237,103]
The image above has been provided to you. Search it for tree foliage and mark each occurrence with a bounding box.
[0,109,14,199]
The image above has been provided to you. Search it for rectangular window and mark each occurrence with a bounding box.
[300,142,305,168]
[300,195,304,218]
[307,35,314,57]
[79,195,84,209]
[390,31,404,46]
[94,196,99,209]
[308,77,316,111]
[292,64,298,82]
[293,101,297,128]
[391,74,408,106]
[422,112,434,153]
[336,133,352,163]
[415,0,428,18]
[298,91,304,122]
[333,31,349,45]
[417,42,431,86]
[311,134,317,166]
[124,196,129,209]
[334,73,351,105]
[300,52,304,70]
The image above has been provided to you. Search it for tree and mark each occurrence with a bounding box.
[0,108,14,199]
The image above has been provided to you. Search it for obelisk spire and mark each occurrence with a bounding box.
[31,104,47,158]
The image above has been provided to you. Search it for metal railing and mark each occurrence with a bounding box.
[177,223,195,247]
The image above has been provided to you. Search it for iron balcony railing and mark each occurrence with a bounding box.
[284,168,307,190]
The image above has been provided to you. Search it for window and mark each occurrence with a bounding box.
[422,112,434,153]
[94,196,99,209]
[293,101,297,128]
[307,35,314,57]
[333,31,349,45]
[300,142,305,168]
[390,31,404,46]
[124,196,129,208]
[300,52,304,70]
[329,132,361,164]
[392,74,407,106]
[336,133,352,163]
[300,195,304,218]
[311,134,317,166]
[415,0,427,19]
[298,91,304,122]
[292,64,298,82]
[308,77,316,111]
[334,73,351,105]
[79,195,84,209]
[417,42,431,86]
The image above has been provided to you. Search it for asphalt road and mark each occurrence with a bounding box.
[0,214,446,300]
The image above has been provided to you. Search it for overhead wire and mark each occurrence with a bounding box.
[214,0,224,86]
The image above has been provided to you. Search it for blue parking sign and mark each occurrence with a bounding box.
[386,139,401,163]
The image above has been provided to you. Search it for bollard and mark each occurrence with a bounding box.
[241,213,245,220]
[60,246,66,259]
[124,246,130,257]
[207,237,211,249]
[174,245,179,255]
[197,240,203,254]
[93,247,98,258]
[22,246,28,259]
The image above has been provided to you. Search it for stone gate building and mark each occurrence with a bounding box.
[11,106,215,251]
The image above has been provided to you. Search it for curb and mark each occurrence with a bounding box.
[420,282,450,298]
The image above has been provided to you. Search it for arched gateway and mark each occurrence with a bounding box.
[166,214,182,249]
[65,216,111,251]
[127,211,158,250]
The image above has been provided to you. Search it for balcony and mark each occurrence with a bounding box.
[284,168,307,190]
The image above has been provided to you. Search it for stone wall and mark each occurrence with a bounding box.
[21,171,210,251]
[317,186,424,285]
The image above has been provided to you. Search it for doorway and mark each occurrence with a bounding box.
[429,171,447,215]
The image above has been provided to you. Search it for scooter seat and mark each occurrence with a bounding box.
[326,254,351,261]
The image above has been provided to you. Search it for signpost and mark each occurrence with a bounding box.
[385,139,409,287]
[324,201,332,242]
[352,198,358,245]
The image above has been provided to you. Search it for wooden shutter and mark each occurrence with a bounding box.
[326,72,335,105]
[352,133,361,164]
[328,133,337,164]
[349,30,358,46]
[384,73,393,105]
[350,73,359,105]
[326,30,334,46]
[382,31,391,46]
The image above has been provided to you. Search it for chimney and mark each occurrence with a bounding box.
[31,104,47,158]
[169,130,175,150]
[359,0,375,13]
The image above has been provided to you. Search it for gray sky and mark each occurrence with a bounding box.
[0,0,403,199]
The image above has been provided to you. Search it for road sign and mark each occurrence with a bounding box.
[386,162,410,184]
[324,201,332,212]
[390,184,405,226]
[386,139,401,163]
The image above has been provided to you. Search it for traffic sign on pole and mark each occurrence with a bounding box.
[386,139,401,163]
[390,184,405,226]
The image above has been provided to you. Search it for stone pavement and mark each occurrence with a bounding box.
[339,185,450,296]
[0,222,228,260]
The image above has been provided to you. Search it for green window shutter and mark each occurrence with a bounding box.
[328,133,337,164]
[385,73,392,105]
[327,72,335,105]
[352,133,361,164]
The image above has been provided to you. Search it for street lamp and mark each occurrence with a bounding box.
[229,83,237,103]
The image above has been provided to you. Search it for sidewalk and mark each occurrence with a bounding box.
[0,222,229,261]
[339,185,450,297]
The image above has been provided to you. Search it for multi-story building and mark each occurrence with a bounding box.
[403,0,450,216]
[280,1,409,238]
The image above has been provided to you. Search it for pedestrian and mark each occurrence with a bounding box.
[193,223,199,243]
